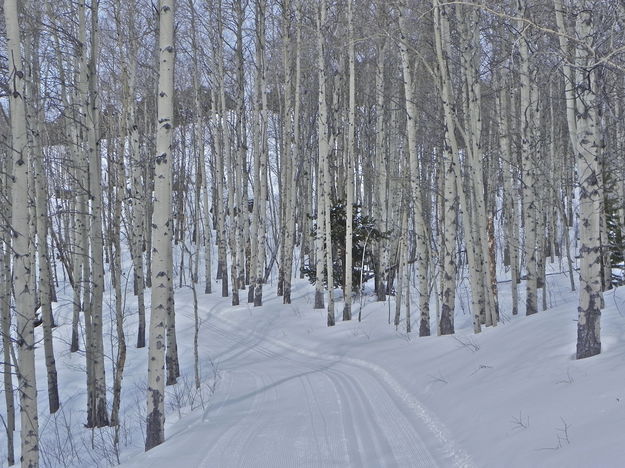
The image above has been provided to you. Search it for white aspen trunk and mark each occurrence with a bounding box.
[343,0,355,321]
[254,0,268,307]
[458,2,497,327]
[146,0,174,450]
[226,101,240,306]
[1,130,16,466]
[234,0,248,292]
[517,0,538,317]
[249,2,262,304]
[216,3,229,299]
[5,0,39,463]
[573,8,601,359]
[439,144,458,335]
[278,0,292,299]
[398,4,430,336]
[315,0,328,313]
[281,0,300,305]
[86,0,108,427]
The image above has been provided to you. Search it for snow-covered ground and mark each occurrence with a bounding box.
[4,262,625,467]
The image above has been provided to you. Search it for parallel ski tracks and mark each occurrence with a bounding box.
[197,305,467,468]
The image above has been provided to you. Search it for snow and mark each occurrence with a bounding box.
[4,262,625,467]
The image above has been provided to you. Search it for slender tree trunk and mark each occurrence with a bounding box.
[315,0,328,313]
[25,18,60,414]
[1,148,15,465]
[343,0,355,321]
[254,0,268,307]
[86,0,109,427]
[374,38,389,303]
[498,76,519,316]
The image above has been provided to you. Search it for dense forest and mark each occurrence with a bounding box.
[1,0,624,466]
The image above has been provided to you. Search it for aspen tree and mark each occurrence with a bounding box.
[457,1,497,327]
[315,0,328,313]
[572,7,602,359]
[110,0,131,427]
[498,73,519,316]
[398,2,430,335]
[343,0,355,321]
[249,0,262,304]
[46,0,81,353]
[23,4,60,413]
[86,0,109,427]
[233,0,247,298]
[188,0,212,295]
[280,0,300,305]
[1,103,16,468]
[433,0,481,333]
[214,0,229,299]
[146,0,175,450]
[5,0,39,463]
[518,0,538,317]
[254,0,269,307]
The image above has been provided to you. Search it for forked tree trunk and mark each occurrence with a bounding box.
[433,0,480,333]
[398,4,430,336]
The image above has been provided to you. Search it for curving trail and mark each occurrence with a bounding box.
[123,298,473,468]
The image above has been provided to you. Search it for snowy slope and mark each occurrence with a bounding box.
[4,265,625,467]
[118,270,624,468]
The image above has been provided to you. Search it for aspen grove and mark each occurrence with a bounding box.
[1,0,625,466]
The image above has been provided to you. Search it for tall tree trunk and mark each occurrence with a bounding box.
[5,0,39,463]
[343,0,355,321]
[86,0,109,428]
[26,12,60,414]
[314,0,328,313]
[433,0,480,333]
[518,0,538,317]
[573,8,602,359]
[146,0,175,451]
[398,3,430,336]
[1,135,15,466]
